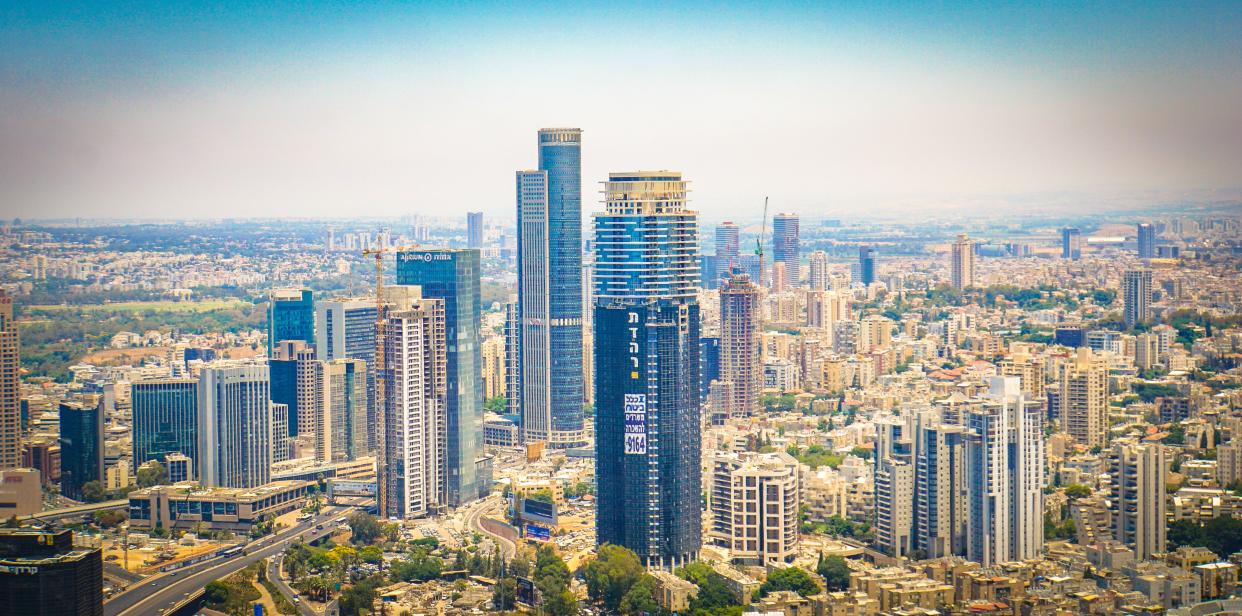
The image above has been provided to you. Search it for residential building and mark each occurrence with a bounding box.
[1112,441,1167,560]
[1124,268,1153,329]
[808,250,829,290]
[1060,347,1109,448]
[719,271,762,418]
[0,291,17,471]
[709,451,800,565]
[950,234,975,291]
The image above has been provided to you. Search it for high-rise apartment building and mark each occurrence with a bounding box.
[269,340,318,440]
[1000,352,1046,399]
[859,246,877,286]
[131,379,198,471]
[1137,223,1156,259]
[1061,227,1082,260]
[198,365,271,488]
[964,377,1045,567]
[480,337,505,400]
[594,171,701,568]
[0,290,18,470]
[914,415,969,559]
[396,249,487,505]
[875,417,916,558]
[771,213,800,285]
[317,298,378,451]
[807,250,829,290]
[1111,441,1166,560]
[59,397,103,501]
[382,296,447,518]
[715,221,741,286]
[1124,268,1153,329]
[709,451,800,565]
[1060,347,1109,449]
[467,211,484,249]
[315,359,368,463]
[515,128,586,449]
[503,301,521,417]
[267,288,314,357]
[950,234,975,291]
[719,271,762,419]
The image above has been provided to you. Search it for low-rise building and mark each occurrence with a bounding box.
[650,570,698,613]
[127,480,310,533]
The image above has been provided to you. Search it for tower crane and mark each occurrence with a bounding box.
[755,196,768,287]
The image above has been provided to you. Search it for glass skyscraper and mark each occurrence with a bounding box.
[593,171,701,569]
[859,246,877,286]
[771,213,800,285]
[515,128,586,448]
[59,397,103,501]
[395,248,487,506]
[131,379,198,470]
[316,298,378,452]
[267,288,314,356]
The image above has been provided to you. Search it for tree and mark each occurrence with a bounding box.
[534,546,576,616]
[619,574,659,615]
[493,577,517,610]
[390,551,442,582]
[759,566,819,598]
[347,511,382,545]
[1063,484,1092,500]
[359,545,383,564]
[584,544,644,610]
[136,461,168,488]
[484,396,507,413]
[816,555,850,591]
[81,480,107,503]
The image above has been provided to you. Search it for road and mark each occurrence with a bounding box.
[268,554,317,616]
[20,499,129,521]
[104,507,355,616]
[462,493,516,559]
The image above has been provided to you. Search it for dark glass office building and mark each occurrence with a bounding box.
[594,172,701,569]
[396,249,487,505]
[0,529,102,616]
[859,246,877,286]
[699,336,720,404]
[771,213,800,284]
[131,379,198,470]
[59,398,103,501]
[267,289,315,356]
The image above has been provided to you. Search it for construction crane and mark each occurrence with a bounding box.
[755,196,769,287]
[360,243,420,520]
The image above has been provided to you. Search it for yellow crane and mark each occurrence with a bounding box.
[360,243,420,519]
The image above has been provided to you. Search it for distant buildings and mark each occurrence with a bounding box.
[267,288,314,356]
[594,171,701,568]
[467,211,484,249]
[771,213,800,286]
[950,234,975,291]
[719,271,762,419]
[131,378,198,471]
[808,250,829,290]
[859,246,877,286]
[1061,227,1082,260]
[0,290,18,471]
[1137,222,1156,259]
[715,221,741,287]
[1124,268,1153,329]
[396,248,487,505]
[0,528,102,616]
[198,365,272,488]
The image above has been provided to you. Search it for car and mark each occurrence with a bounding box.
[292,597,300,603]
[170,571,177,577]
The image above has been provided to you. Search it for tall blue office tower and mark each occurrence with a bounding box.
[396,249,487,505]
[771,213,800,285]
[515,128,586,448]
[267,289,314,356]
[859,246,877,286]
[1061,227,1082,260]
[1137,223,1156,259]
[594,171,701,569]
[131,379,198,470]
[59,397,103,501]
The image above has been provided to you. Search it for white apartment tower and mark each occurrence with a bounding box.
[709,451,801,565]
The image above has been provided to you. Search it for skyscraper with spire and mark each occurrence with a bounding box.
[515,128,586,448]
[594,171,701,569]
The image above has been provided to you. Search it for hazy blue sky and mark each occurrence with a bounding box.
[2,2,1240,221]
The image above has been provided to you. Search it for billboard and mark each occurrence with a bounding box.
[521,498,557,526]
[525,524,551,542]
[624,393,647,455]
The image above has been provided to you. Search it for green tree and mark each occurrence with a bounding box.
[759,566,819,598]
[816,555,850,591]
[81,480,107,503]
[347,511,382,545]
[484,396,507,413]
[619,574,659,615]
[583,544,644,610]
[493,577,517,610]
[136,461,168,488]
[1063,484,1092,500]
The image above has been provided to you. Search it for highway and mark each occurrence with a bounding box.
[462,493,516,559]
[104,506,356,616]
[268,554,318,616]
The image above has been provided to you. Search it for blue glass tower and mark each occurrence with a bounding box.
[395,249,487,506]
[859,246,877,286]
[594,171,701,569]
[131,379,198,470]
[268,289,314,356]
[515,128,586,448]
[59,397,103,501]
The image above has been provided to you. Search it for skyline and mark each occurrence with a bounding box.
[3,2,1242,220]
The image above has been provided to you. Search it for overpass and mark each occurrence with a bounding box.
[20,499,129,521]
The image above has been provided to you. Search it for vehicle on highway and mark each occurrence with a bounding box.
[219,545,244,558]
[297,512,312,522]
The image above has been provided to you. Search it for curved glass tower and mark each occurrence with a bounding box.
[516,128,586,448]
